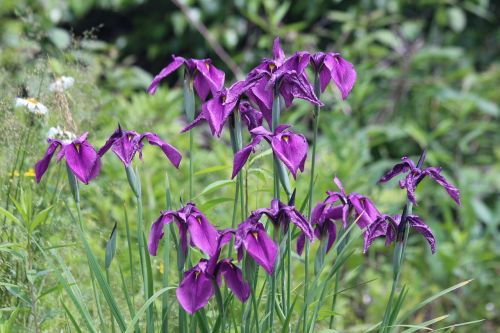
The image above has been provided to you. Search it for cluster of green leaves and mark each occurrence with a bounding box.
[0,0,498,332]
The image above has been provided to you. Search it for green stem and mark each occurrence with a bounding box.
[126,165,154,332]
[183,76,195,200]
[380,150,426,333]
[161,173,173,332]
[303,72,322,332]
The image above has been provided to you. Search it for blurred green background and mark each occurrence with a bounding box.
[0,0,499,331]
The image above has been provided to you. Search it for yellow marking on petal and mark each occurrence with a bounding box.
[269,63,276,72]
[74,143,81,153]
[205,61,210,70]
[282,135,289,143]
[195,271,200,279]
[196,216,203,224]
[26,98,39,104]
[24,168,35,177]
[252,231,259,240]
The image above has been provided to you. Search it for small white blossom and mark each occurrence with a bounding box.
[47,126,76,144]
[15,97,48,115]
[49,76,75,92]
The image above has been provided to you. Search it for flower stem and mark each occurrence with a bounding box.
[380,149,426,333]
[161,173,173,332]
[303,72,322,332]
[126,165,154,333]
[183,76,196,200]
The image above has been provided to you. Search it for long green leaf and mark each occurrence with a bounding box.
[397,279,473,324]
[124,286,176,333]
[400,315,449,333]
[62,301,84,333]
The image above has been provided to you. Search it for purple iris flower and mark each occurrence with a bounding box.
[147,56,225,101]
[232,125,308,179]
[35,132,101,184]
[98,125,182,168]
[379,157,461,206]
[324,177,382,229]
[180,77,263,137]
[253,198,314,250]
[363,214,436,254]
[282,51,357,99]
[239,100,263,131]
[234,215,278,275]
[148,203,219,257]
[246,38,323,126]
[297,202,343,256]
[176,230,250,314]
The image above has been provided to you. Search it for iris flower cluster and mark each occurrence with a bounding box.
[34,36,460,317]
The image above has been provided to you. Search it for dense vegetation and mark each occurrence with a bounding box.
[1,0,498,332]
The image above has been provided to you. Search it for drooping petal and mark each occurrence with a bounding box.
[147,56,186,95]
[324,54,356,100]
[64,138,101,184]
[148,212,175,256]
[232,136,263,178]
[296,233,306,256]
[279,71,322,109]
[271,130,308,178]
[247,78,273,126]
[111,131,140,167]
[424,167,461,205]
[239,101,263,131]
[217,260,250,303]
[283,51,311,74]
[193,59,225,101]
[407,215,436,254]
[378,157,415,183]
[176,262,214,314]
[140,132,182,168]
[363,216,390,253]
[34,140,62,183]
[186,214,220,257]
[242,224,278,275]
[349,194,381,229]
[97,127,122,158]
[285,207,314,241]
[325,220,337,254]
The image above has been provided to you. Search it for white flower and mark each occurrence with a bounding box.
[15,97,48,115]
[47,126,76,144]
[49,76,75,92]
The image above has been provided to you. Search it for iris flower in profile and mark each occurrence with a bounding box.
[379,156,461,206]
[363,214,436,254]
[324,177,382,229]
[297,202,343,256]
[245,37,323,126]
[35,132,101,184]
[253,197,314,244]
[147,56,225,101]
[176,230,250,314]
[234,215,278,275]
[148,203,219,257]
[284,51,357,100]
[98,125,182,168]
[180,76,263,137]
[232,125,308,178]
